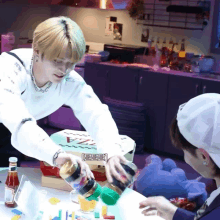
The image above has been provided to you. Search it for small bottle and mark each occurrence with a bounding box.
[100,161,137,205]
[5,157,20,208]
[160,47,168,67]
[59,160,102,201]
[178,38,186,59]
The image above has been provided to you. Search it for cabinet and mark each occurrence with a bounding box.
[84,63,110,102]
[109,66,140,102]
[138,70,169,152]
[79,63,220,157]
[200,79,220,94]
[164,75,202,157]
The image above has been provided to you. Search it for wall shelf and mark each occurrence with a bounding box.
[136,0,210,31]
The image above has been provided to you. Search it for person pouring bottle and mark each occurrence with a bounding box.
[139,93,220,220]
[0,16,129,183]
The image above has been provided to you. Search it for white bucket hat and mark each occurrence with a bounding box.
[177,93,220,168]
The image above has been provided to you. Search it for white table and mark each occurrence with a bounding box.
[0,168,163,220]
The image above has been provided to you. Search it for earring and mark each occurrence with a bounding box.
[203,161,207,165]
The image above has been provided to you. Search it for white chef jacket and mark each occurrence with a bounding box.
[0,48,124,166]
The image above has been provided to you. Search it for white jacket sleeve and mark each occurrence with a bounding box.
[64,73,124,162]
[0,53,62,166]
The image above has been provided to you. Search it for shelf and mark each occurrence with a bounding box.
[138,23,203,30]
[136,0,210,31]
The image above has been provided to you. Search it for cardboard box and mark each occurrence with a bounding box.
[40,129,136,177]
[41,174,107,192]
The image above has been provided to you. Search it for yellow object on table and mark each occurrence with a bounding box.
[49,197,60,205]
[78,195,97,212]
[72,211,75,220]
[102,205,108,216]
[11,215,21,220]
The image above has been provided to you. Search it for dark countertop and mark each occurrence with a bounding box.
[97,62,220,82]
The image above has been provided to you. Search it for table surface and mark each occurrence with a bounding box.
[0,168,163,220]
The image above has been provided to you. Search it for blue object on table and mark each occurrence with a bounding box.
[135,154,208,211]
[66,211,68,220]
[52,217,60,220]
[98,51,110,62]
[12,209,22,215]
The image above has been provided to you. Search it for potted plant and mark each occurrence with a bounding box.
[126,0,145,20]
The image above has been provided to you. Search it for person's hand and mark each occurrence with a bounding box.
[105,155,130,183]
[139,196,178,220]
[55,152,95,180]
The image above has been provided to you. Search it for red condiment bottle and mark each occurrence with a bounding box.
[5,157,20,208]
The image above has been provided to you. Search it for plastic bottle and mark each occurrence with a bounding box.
[5,157,20,208]
[100,161,137,205]
[59,160,102,201]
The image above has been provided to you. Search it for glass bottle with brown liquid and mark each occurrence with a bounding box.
[5,157,19,208]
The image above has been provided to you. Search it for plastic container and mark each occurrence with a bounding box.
[59,161,102,201]
[100,161,137,205]
[14,175,47,219]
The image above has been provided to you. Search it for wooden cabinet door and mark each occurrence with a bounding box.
[164,75,202,157]
[109,66,139,102]
[138,70,169,152]
[200,79,220,94]
[84,63,110,102]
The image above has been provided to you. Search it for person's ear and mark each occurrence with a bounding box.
[32,44,39,55]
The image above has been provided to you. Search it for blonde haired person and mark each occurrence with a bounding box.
[139,93,220,220]
[0,16,128,183]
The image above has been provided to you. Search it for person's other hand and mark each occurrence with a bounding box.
[105,155,130,183]
[139,196,178,220]
[55,152,95,180]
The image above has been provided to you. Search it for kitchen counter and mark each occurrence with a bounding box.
[98,61,220,82]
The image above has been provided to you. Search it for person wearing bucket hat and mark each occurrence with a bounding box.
[139,93,220,220]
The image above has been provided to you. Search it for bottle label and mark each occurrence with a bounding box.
[9,166,17,171]
[5,186,16,203]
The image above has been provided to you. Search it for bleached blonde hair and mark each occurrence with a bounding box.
[32,16,85,64]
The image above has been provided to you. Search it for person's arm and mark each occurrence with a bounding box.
[0,53,62,166]
[139,196,195,220]
[172,208,195,220]
[64,72,124,163]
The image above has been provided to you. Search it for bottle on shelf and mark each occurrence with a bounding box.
[162,37,166,48]
[151,36,156,57]
[156,37,160,46]
[5,157,20,208]
[100,161,137,206]
[169,37,174,45]
[59,160,102,201]
[160,46,168,67]
[167,38,179,69]
[160,37,169,67]
[178,38,186,59]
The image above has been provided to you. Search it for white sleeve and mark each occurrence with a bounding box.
[0,53,62,166]
[64,73,124,162]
